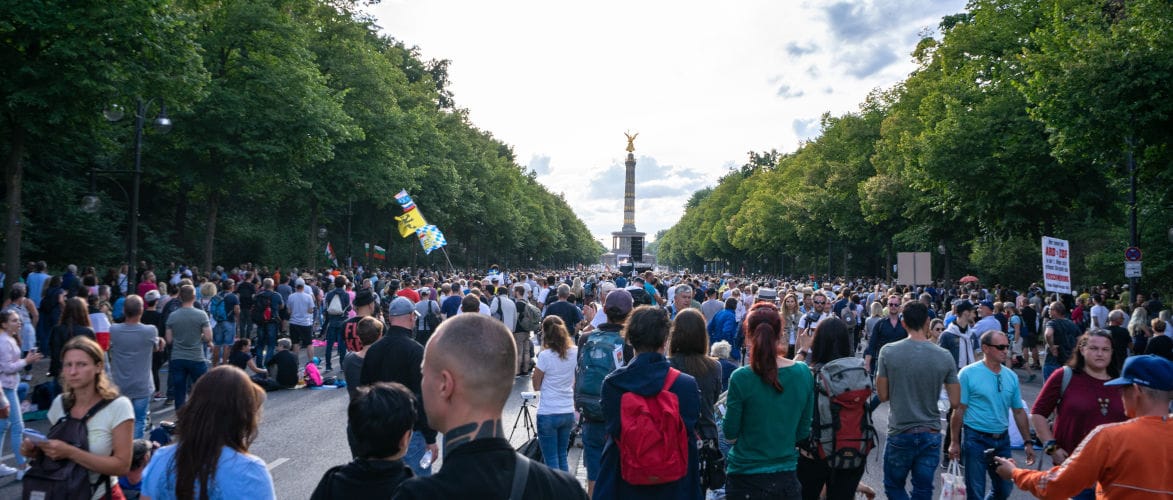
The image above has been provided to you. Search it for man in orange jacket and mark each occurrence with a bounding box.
[995,355,1173,499]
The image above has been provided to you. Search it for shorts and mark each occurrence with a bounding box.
[290,324,313,348]
[1021,331,1038,348]
[213,322,236,346]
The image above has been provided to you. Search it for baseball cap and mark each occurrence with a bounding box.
[979,300,995,310]
[388,296,417,317]
[604,289,634,314]
[1104,355,1173,391]
[353,290,376,308]
[294,278,305,288]
[756,288,778,302]
[144,290,161,303]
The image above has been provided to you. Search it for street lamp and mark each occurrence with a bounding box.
[104,97,171,294]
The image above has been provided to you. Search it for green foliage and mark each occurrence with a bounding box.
[658,0,1170,293]
[2,0,600,274]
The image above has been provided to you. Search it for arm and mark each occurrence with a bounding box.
[997,429,1109,499]
[876,376,890,402]
[39,418,133,476]
[201,324,213,344]
[948,404,967,459]
[165,326,173,345]
[247,357,267,375]
[1012,408,1036,465]
[722,374,742,444]
[26,298,38,324]
[531,367,545,390]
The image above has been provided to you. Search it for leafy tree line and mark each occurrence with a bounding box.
[1,0,603,285]
[658,0,1172,291]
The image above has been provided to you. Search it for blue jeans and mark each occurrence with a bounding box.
[257,322,279,365]
[883,431,941,500]
[581,420,606,481]
[324,319,347,370]
[1,387,24,466]
[536,412,574,471]
[1042,361,1060,385]
[169,358,208,410]
[404,431,433,477]
[962,427,1012,500]
[131,397,150,439]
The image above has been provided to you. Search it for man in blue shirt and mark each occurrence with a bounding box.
[949,331,1035,500]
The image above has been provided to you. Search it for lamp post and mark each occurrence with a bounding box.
[104,98,170,295]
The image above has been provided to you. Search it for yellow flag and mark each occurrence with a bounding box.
[396,210,428,238]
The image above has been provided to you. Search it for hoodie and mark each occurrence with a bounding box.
[594,352,702,500]
[938,322,979,369]
[311,459,413,500]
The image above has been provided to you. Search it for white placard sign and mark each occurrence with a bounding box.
[1041,236,1071,294]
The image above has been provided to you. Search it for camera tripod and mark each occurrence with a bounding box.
[509,394,538,442]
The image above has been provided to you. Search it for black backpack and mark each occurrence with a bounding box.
[23,399,114,500]
[252,290,274,324]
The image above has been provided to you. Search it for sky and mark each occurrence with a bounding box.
[366,0,969,247]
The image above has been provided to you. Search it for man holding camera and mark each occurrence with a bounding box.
[949,331,1035,499]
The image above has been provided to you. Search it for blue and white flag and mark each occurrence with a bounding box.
[417,225,447,255]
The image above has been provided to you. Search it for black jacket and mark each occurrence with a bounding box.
[392,438,586,500]
[310,459,413,500]
[360,325,437,444]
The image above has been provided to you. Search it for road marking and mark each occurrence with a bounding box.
[267,457,290,471]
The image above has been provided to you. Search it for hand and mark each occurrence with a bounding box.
[799,332,814,350]
[20,437,39,457]
[0,406,7,419]
[38,439,76,461]
[993,456,1016,481]
[426,443,439,462]
[1024,445,1036,466]
[948,442,960,460]
[24,351,43,364]
[1050,447,1068,465]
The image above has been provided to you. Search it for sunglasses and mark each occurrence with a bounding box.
[814,300,826,304]
[984,343,1010,351]
[888,302,900,307]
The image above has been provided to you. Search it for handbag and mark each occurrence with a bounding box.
[698,439,726,490]
[516,436,544,462]
[939,459,966,500]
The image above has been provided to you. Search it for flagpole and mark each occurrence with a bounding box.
[440,247,456,274]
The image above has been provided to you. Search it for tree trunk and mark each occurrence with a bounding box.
[4,128,25,290]
[173,186,190,252]
[202,191,219,273]
[308,205,319,269]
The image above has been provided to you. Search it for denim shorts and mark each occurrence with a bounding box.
[213,322,236,346]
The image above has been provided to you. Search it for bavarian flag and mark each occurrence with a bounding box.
[417,225,447,255]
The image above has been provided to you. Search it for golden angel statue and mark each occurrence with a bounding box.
[624,131,638,153]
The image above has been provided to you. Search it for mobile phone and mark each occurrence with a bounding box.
[22,428,47,444]
[984,448,999,471]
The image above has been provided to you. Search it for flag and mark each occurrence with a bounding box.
[417,225,447,255]
[364,242,370,259]
[373,245,386,260]
[324,242,338,267]
[396,210,428,238]
[394,190,416,212]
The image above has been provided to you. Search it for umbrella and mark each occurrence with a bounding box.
[959,275,979,283]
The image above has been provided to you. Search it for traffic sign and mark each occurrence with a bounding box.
[1125,246,1142,262]
[1125,261,1142,278]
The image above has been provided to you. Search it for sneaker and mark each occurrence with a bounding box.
[16,466,27,480]
[153,392,166,402]
[21,374,32,381]
[0,464,17,477]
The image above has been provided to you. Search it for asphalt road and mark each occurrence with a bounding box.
[0,351,1049,499]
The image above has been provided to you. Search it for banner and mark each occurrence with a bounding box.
[417,225,447,255]
[373,245,386,260]
[1041,236,1071,294]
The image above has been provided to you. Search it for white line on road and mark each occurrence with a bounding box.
[267,457,290,471]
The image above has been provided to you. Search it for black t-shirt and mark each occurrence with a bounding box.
[393,438,586,500]
[228,351,251,371]
[1046,318,1080,366]
[1021,307,1038,335]
[237,281,257,309]
[544,301,583,333]
[1145,335,1173,363]
[267,350,299,387]
[1107,325,1131,366]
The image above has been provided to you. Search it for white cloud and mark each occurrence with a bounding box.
[365,0,968,243]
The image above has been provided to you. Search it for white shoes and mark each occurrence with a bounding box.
[0,463,18,477]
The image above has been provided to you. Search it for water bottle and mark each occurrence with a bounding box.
[419,449,433,469]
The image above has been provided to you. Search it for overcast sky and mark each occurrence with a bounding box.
[366,0,969,247]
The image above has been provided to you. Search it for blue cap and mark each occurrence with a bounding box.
[1104,355,1173,391]
[979,300,995,310]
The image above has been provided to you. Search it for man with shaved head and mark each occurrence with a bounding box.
[393,314,586,499]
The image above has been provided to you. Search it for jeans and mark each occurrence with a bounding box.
[1042,361,1060,385]
[404,431,433,477]
[883,430,941,500]
[169,358,208,410]
[962,427,1012,500]
[239,319,256,344]
[536,412,574,471]
[727,470,801,500]
[0,387,24,466]
[131,397,150,439]
[581,420,606,481]
[324,320,347,370]
[257,322,279,365]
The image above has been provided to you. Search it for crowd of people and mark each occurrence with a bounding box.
[1,259,1171,499]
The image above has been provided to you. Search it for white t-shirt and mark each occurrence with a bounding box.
[48,395,134,499]
[1089,305,1109,329]
[535,347,577,415]
[286,290,315,326]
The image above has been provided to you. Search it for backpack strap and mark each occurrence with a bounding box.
[662,367,681,392]
[1057,366,1073,407]
[510,452,530,500]
[81,398,114,422]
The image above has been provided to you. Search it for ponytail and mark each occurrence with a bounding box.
[745,302,783,393]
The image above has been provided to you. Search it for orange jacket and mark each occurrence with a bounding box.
[1013,415,1173,499]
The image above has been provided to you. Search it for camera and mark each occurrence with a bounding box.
[521,391,538,402]
[984,448,999,471]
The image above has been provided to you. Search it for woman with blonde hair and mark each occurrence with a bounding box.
[532,316,578,472]
[863,301,884,348]
[142,365,273,499]
[1127,306,1152,354]
[22,336,133,497]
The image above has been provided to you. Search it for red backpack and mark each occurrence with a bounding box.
[618,368,689,485]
